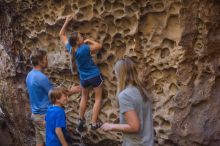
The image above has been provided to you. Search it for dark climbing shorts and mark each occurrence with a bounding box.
[80,74,103,88]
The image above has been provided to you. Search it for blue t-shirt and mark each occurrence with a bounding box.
[45,106,66,146]
[65,42,100,80]
[26,69,53,114]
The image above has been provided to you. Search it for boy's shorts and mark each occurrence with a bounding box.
[80,74,103,88]
[31,114,46,145]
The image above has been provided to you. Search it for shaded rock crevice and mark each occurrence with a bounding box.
[172,0,220,146]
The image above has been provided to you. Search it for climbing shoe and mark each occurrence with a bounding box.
[90,121,103,130]
[76,118,86,132]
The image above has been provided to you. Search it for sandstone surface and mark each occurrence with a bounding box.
[0,0,219,146]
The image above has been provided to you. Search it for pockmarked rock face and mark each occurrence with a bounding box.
[0,0,219,146]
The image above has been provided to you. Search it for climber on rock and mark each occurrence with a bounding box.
[59,15,103,132]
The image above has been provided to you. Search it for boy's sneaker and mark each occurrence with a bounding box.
[76,118,86,132]
[90,121,103,130]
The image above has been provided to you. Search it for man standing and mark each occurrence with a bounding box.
[26,48,81,146]
[26,48,53,146]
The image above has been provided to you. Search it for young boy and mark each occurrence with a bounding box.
[45,86,80,146]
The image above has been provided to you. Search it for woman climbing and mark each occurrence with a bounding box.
[59,15,103,132]
[101,57,154,146]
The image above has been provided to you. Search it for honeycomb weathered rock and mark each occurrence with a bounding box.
[0,0,220,146]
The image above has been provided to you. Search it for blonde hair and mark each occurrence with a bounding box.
[114,57,149,101]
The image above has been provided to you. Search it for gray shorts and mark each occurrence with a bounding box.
[31,114,46,145]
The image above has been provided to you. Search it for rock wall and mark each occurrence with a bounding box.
[0,0,219,146]
[171,0,220,146]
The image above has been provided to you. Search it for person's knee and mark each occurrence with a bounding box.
[81,95,89,101]
[94,98,102,104]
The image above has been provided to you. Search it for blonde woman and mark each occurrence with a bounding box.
[101,57,154,146]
